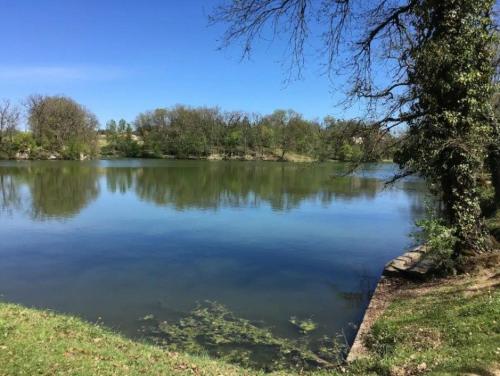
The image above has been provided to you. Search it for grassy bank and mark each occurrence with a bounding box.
[1,267,498,375]
[0,303,259,376]
[349,267,500,375]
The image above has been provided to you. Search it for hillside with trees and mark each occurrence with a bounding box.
[0,98,396,162]
[110,106,396,161]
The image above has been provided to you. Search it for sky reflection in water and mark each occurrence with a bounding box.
[0,160,426,343]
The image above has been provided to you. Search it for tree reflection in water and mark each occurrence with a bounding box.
[0,160,425,219]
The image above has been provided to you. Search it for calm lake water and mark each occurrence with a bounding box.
[0,160,426,346]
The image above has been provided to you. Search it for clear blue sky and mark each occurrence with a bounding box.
[0,0,362,126]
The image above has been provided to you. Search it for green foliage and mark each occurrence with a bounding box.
[415,218,456,258]
[321,117,394,162]
[395,0,497,255]
[133,106,393,161]
[102,119,141,158]
[26,95,98,160]
[337,142,363,162]
[414,209,458,273]
[486,210,500,242]
[0,148,11,160]
[488,89,500,210]
[479,183,496,217]
[337,143,352,162]
[0,98,396,162]
[11,132,35,152]
[0,132,37,160]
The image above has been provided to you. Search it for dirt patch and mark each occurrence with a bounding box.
[398,267,500,299]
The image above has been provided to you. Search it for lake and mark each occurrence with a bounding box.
[0,160,426,365]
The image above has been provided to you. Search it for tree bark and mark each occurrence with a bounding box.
[489,150,500,210]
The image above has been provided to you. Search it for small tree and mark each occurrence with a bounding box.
[0,100,20,145]
[106,120,119,145]
[104,119,140,157]
[26,95,98,159]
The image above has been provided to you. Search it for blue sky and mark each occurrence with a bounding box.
[0,0,362,126]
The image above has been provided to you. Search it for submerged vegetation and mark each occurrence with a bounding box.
[141,301,342,372]
[288,316,318,335]
[1,268,498,375]
[0,302,251,376]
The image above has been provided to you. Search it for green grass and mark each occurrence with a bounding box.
[1,271,498,375]
[349,274,500,375]
[0,303,265,376]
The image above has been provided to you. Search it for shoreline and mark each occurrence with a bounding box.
[1,259,497,375]
[1,155,394,164]
[347,245,433,362]
[3,153,317,163]
[347,246,500,368]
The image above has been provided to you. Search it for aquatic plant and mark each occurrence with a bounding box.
[288,316,317,335]
[140,301,341,371]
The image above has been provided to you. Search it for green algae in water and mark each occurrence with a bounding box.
[289,316,318,335]
[140,314,155,321]
[141,301,344,372]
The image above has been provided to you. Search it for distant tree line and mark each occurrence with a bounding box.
[104,106,396,161]
[0,95,396,162]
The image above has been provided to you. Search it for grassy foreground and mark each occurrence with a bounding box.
[0,268,498,375]
[0,304,260,376]
[351,268,500,375]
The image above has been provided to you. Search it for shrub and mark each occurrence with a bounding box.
[414,208,457,274]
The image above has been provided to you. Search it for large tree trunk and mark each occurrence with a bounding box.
[488,145,500,211]
[440,147,489,256]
